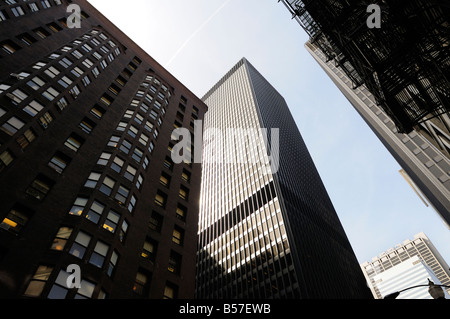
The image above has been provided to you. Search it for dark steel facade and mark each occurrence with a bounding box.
[196,58,372,299]
[0,0,206,299]
[281,0,450,135]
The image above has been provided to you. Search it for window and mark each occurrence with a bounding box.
[124,165,137,182]
[136,174,144,190]
[0,150,14,172]
[27,76,46,90]
[8,89,28,104]
[71,49,83,59]
[23,100,44,117]
[110,157,124,174]
[97,152,111,166]
[132,147,143,163]
[1,116,25,136]
[47,270,70,299]
[0,84,11,94]
[91,67,100,78]
[115,76,126,87]
[84,172,101,188]
[148,211,163,232]
[144,120,153,132]
[64,134,83,152]
[82,43,92,52]
[148,142,154,154]
[1,40,20,54]
[154,191,167,209]
[141,238,157,261]
[108,84,120,96]
[38,112,53,129]
[86,201,105,224]
[116,121,127,132]
[23,265,53,297]
[1,206,30,235]
[138,132,149,146]
[59,57,73,69]
[103,210,120,234]
[119,219,128,243]
[172,226,184,246]
[140,103,149,113]
[142,156,149,170]
[44,66,60,78]
[81,75,91,87]
[75,280,96,299]
[42,86,60,101]
[179,185,189,201]
[68,197,88,216]
[57,76,73,88]
[133,271,149,296]
[107,135,120,148]
[82,58,94,68]
[107,251,119,277]
[168,251,181,275]
[0,10,8,22]
[163,156,174,171]
[64,44,74,51]
[92,52,102,60]
[134,113,144,125]
[16,128,36,149]
[176,204,187,221]
[41,1,52,9]
[100,176,115,196]
[47,22,62,33]
[34,27,50,39]
[159,172,171,187]
[181,169,191,183]
[115,185,130,204]
[89,241,109,268]
[69,85,81,98]
[163,282,178,299]
[51,227,73,251]
[26,175,53,201]
[33,61,47,70]
[149,110,158,120]
[72,67,84,78]
[90,105,104,119]
[128,195,136,213]
[120,139,132,154]
[48,152,71,174]
[79,118,95,134]
[69,231,92,259]
[127,125,138,138]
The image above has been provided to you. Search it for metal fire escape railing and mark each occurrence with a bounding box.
[282,0,450,134]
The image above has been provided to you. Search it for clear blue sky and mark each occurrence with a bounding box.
[88,0,450,266]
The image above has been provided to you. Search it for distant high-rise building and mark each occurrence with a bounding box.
[0,0,207,299]
[195,58,372,299]
[305,41,450,228]
[373,255,449,299]
[361,232,450,299]
[280,1,450,159]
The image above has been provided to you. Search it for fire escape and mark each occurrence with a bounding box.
[282,0,450,135]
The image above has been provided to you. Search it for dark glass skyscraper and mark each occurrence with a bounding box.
[196,58,372,299]
[0,0,206,299]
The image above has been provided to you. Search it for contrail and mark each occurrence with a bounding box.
[165,0,232,67]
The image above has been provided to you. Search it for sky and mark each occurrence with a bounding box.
[87,0,450,266]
